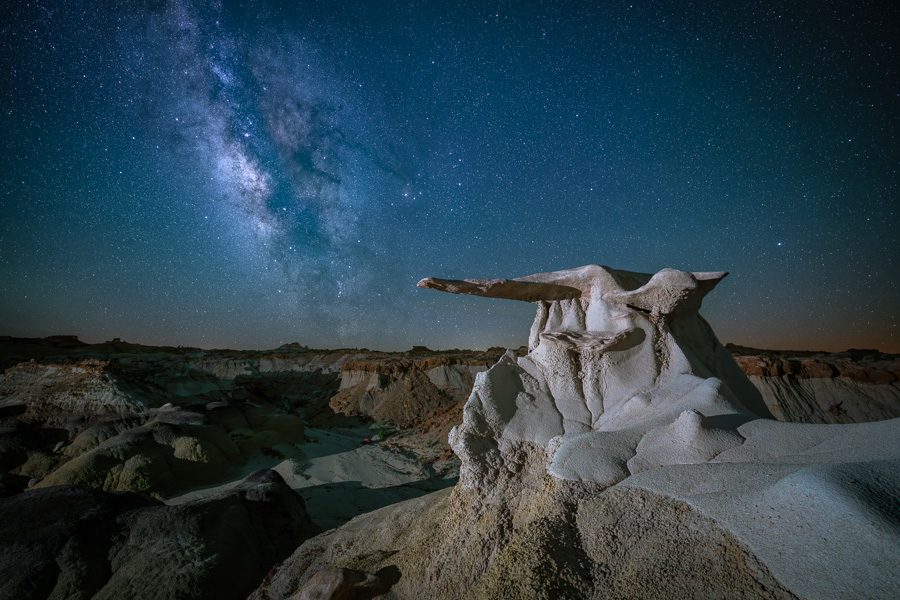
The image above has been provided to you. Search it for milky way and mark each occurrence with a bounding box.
[138,0,401,320]
[1,1,897,351]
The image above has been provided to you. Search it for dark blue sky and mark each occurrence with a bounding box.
[1,1,897,351]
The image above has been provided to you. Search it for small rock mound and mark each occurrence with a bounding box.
[293,566,401,600]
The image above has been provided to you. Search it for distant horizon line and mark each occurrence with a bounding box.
[1,333,896,357]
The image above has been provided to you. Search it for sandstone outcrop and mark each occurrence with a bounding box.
[730,348,900,423]
[330,353,499,428]
[0,360,146,430]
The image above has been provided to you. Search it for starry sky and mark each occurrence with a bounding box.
[1,1,898,352]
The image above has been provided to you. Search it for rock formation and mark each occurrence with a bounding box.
[420,265,770,493]
[256,265,900,600]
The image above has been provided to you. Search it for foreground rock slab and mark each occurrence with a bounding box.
[0,469,317,600]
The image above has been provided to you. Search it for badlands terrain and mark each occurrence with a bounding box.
[1,267,899,599]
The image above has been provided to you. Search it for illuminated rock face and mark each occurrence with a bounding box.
[419,264,770,491]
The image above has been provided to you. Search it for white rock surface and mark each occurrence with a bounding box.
[420,264,770,491]
[167,426,449,530]
[622,418,900,600]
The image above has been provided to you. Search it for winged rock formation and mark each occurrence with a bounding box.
[420,265,770,491]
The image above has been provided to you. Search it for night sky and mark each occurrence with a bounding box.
[1,1,898,352]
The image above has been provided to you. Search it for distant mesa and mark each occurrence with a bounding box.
[47,335,83,345]
[277,342,310,351]
[1,334,87,347]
